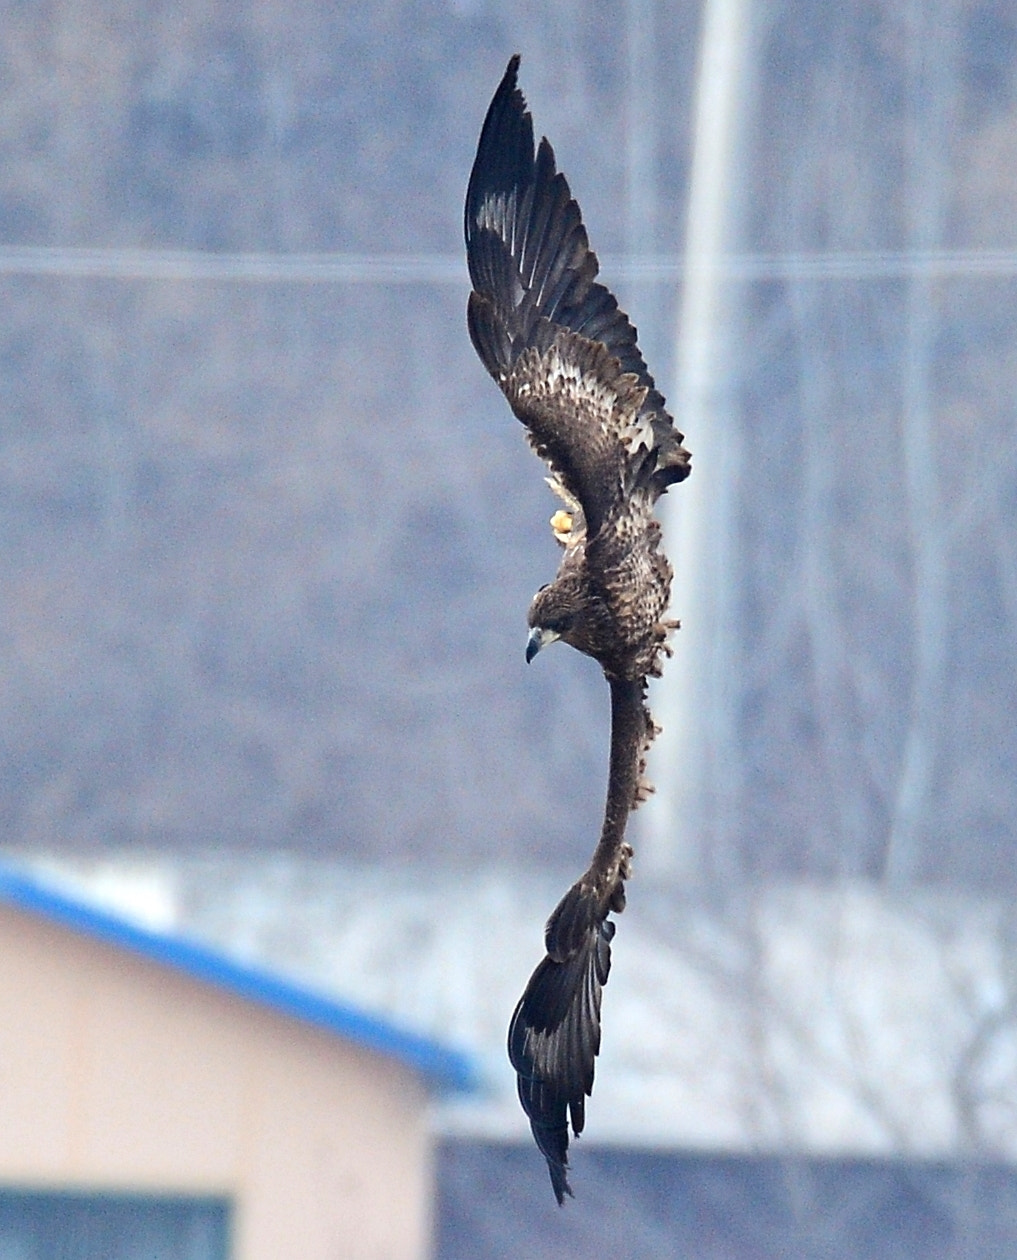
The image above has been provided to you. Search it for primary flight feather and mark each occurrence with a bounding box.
[465,54,691,1203]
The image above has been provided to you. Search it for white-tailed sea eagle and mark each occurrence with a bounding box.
[464,55,691,1203]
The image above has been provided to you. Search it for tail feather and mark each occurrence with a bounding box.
[507,880,616,1204]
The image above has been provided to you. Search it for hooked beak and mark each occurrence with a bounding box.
[526,626,560,663]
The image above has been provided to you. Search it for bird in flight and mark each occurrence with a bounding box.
[464,55,691,1202]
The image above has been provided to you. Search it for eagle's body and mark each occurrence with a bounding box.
[465,56,691,1203]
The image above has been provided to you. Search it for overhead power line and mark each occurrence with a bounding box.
[0,247,466,283]
[2,245,1017,283]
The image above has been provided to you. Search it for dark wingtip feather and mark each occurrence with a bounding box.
[510,1051,575,1204]
[507,882,615,1204]
[464,55,530,254]
[465,56,691,490]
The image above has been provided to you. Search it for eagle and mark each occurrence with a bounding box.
[464,55,691,1202]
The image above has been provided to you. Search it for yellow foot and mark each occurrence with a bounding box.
[549,509,573,543]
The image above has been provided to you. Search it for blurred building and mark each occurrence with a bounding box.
[436,1141,1017,1260]
[12,853,1017,1257]
[0,864,475,1260]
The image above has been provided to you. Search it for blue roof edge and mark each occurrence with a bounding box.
[0,862,477,1096]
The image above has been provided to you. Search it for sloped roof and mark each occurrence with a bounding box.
[0,862,476,1095]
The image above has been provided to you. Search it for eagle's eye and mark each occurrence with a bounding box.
[544,611,575,634]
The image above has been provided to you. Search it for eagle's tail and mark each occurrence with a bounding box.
[507,876,618,1204]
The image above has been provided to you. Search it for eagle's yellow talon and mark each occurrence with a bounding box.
[550,509,573,541]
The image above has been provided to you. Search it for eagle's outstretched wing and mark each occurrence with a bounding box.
[465,55,689,536]
[509,676,653,1202]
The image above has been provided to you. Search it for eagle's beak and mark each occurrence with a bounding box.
[526,626,560,663]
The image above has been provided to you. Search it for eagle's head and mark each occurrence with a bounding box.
[525,579,583,663]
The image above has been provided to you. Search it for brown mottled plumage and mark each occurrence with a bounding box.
[465,55,691,1203]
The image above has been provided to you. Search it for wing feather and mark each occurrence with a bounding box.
[465,55,690,519]
[505,328,649,535]
[508,913,614,1204]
